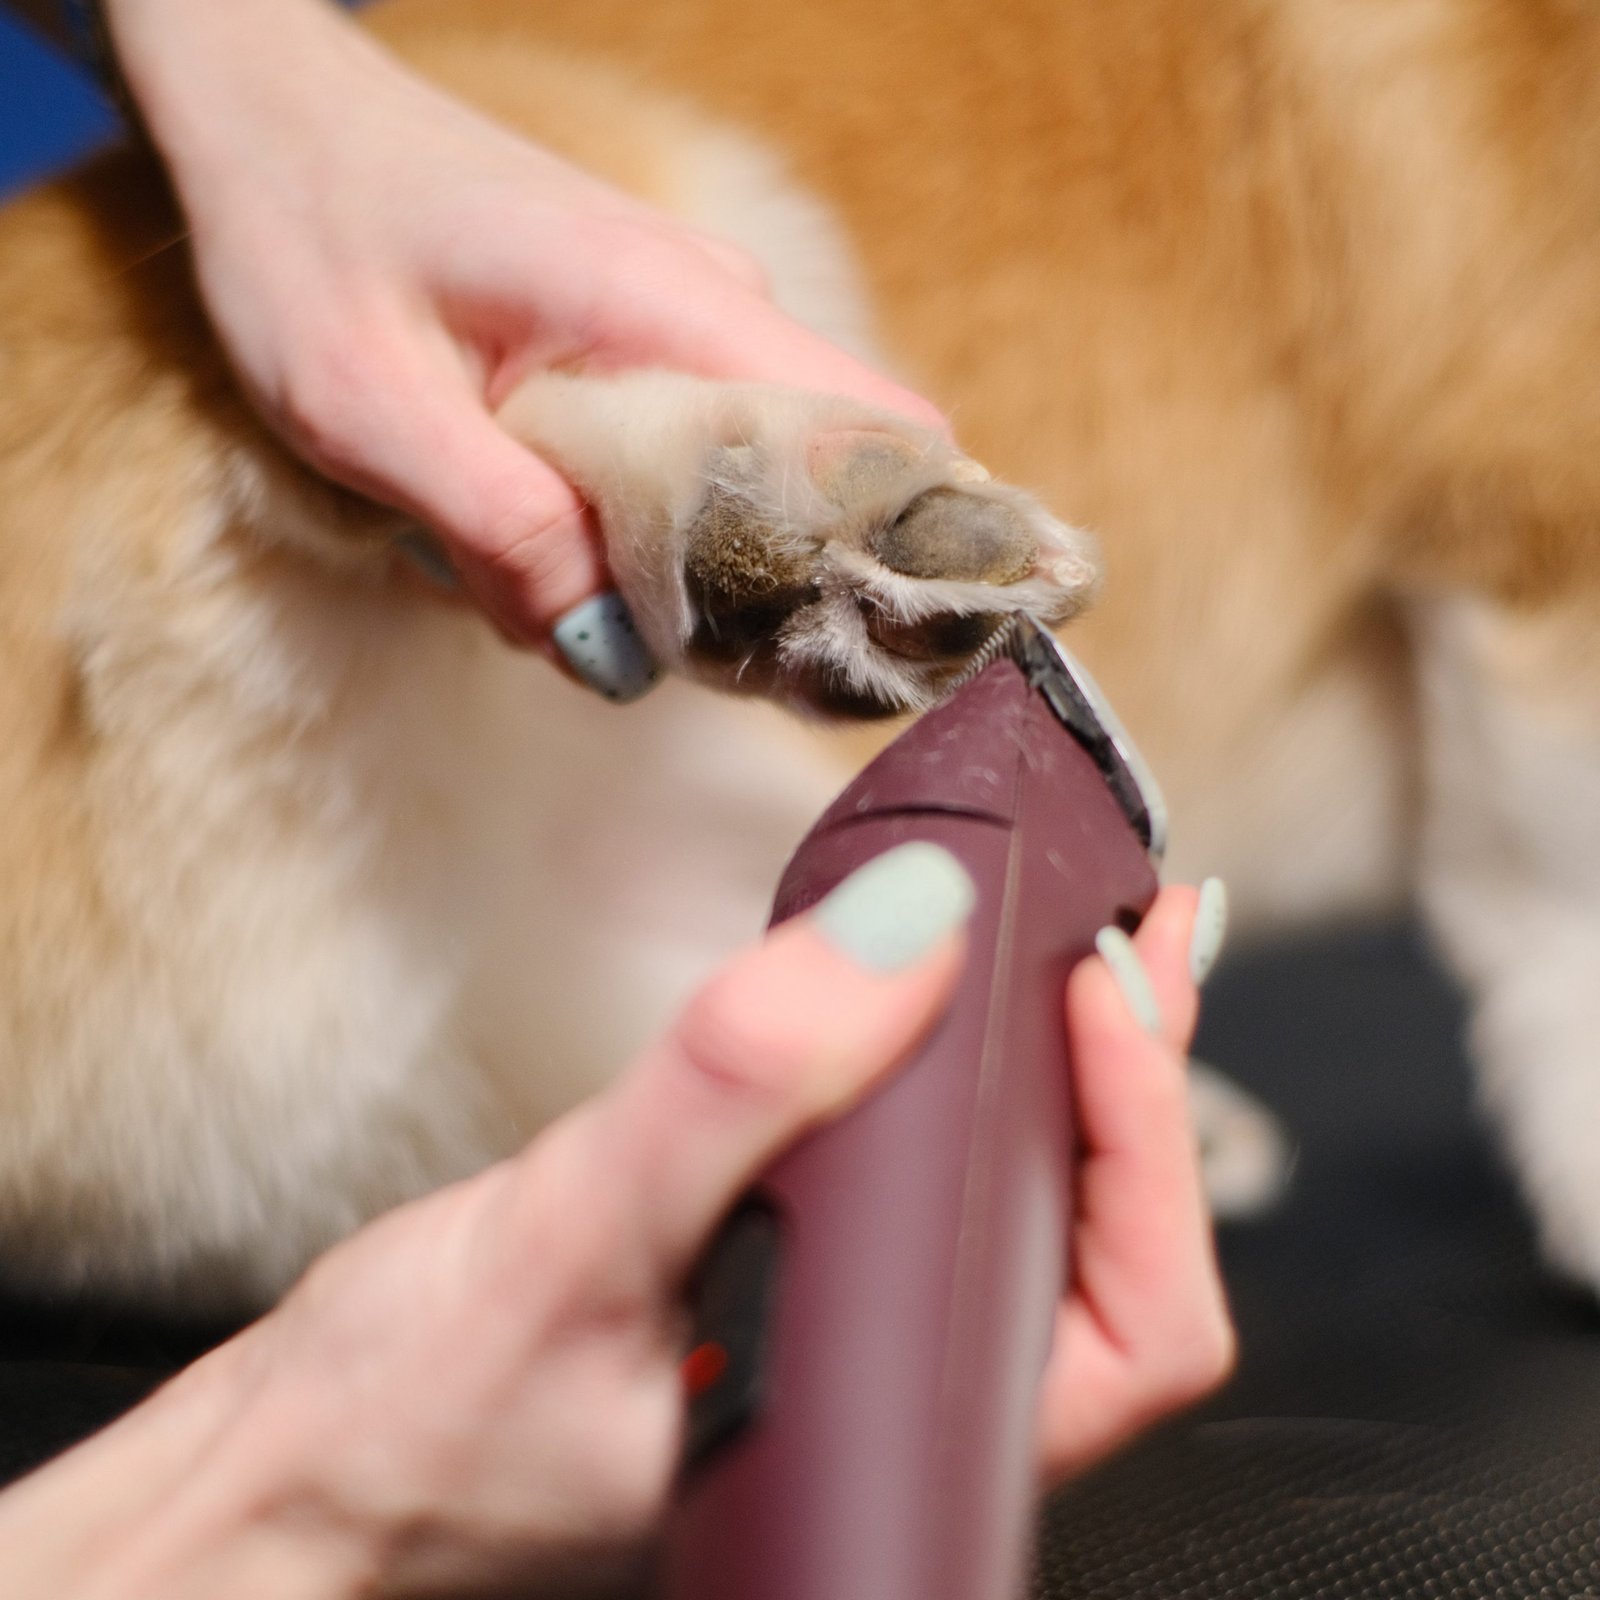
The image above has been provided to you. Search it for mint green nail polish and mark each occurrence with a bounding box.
[553,593,660,703]
[1189,876,1229,986]
[1094,925,1162,1035]
[813,842,976,973]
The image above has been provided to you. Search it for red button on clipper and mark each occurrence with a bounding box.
[682,1340,730,1398]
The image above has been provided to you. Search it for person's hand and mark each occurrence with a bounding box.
[1039,882,1235,1476]
[0,849,1230,1597]
[102,0,946,660]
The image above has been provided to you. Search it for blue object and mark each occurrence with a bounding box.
[0,10,119,201]
[0,0,371,202]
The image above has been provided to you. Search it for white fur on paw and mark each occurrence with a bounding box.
[499,371,1097,715]
[674,392,1098,715]
[1189,1060,1295,1219]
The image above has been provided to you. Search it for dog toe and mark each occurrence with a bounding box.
[870,487,1038,585]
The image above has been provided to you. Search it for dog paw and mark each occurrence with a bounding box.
[501,373,1098,715]
[676,408,1097,715]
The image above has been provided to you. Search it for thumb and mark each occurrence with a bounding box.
[585,842,974,1289]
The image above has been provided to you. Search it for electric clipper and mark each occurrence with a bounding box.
[658,616,1166,1600]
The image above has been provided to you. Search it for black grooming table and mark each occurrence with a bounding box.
[0,1292,235,1488]
[1,922,1597,1594]
[1038,921,1600,1597]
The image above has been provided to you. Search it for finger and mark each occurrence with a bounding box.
[593,263,950,434]
[424,429,607,647]
[1035,898,1233,1475]
[568,842,974,1291]
[1129,884,1203,1055]
[1067,896,1215,1304]
[682,298,951,434]
[684,232,772,297]
[296,351,608,646]
[473,170,945,429]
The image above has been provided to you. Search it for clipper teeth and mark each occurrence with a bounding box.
[938,615,1027,698]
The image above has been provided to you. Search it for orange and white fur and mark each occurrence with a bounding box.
[2,0,1598,1309]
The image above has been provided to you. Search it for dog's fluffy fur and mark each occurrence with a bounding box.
[1,0,1598,1307]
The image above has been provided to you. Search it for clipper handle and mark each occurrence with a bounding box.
[658,659,1157,1600]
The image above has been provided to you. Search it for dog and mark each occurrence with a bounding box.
[1,0,1597,1310]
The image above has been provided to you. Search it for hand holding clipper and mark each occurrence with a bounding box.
[660,619,1168,1600]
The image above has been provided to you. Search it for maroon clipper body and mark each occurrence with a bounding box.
[658,619,1166,1600]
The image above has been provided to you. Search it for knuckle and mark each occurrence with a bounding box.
[491,1136,632,1324]
[598,219,768,306]
[588,219,675,289]
[475,481,572,566]
[1160,1309,1238,1407]
[278,342,377,475]
[271,302,410,480]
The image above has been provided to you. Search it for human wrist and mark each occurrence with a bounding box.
[116,1328,385,1600]
[0,1329,381,1600]
[102,0,378,189]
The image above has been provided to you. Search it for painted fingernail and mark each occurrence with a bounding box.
[1094,925,1162,1036]
[396,531,460,590]
[552,593,661,703]
[1189,877,1229,986]
[813,842,976,973]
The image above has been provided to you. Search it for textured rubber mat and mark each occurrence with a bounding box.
[1038,1410,1600,1599]
[1038,921,1600,1598]
[0,1288,237,1485]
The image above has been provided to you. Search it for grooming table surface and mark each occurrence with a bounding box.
[1,923,1596,1596]
[1038,923,1600,1597]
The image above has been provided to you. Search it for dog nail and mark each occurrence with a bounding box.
[1189,877,1229,986]
[948,458,992,483]
[813,842,976,973]
[1094,925,1162,1035]
[552,593,661,703]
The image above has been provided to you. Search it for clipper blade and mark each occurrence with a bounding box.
[953,616,1167,861]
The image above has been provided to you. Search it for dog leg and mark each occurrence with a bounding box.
[498,371,1099,716]
[1412,593,1600,1290]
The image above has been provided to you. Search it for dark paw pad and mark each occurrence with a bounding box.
[671,415,1090,717]
[870,488,1037,585]
[864,607,1007,662]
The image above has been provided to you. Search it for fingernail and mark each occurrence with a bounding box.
[1189,877,1229,986]
[813,842,976,973]
[396,531,460,591]
[552,593,661,703]
[1094,926,1162,1035]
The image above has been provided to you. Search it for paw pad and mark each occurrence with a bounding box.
[870,487,1036,585]
[678,410,1097,715]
